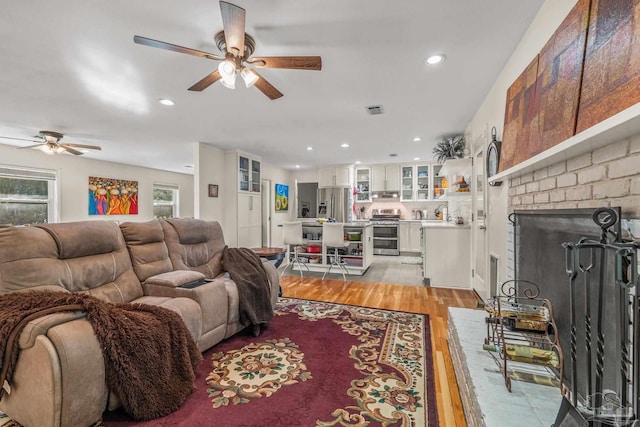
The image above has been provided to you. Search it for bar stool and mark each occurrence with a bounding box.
[322,223,350,281]
[281,222,310,278]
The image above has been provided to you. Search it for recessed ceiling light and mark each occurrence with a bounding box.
[425,54,446,65]
[413,137,422,142]
[295,165,300,168]
[158,98,175,106]
[414,157,420,161]
[306,146,313,151]
[341,143,349,148]
[355,161,361,165]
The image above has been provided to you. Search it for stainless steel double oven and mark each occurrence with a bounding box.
[370,209,400,255]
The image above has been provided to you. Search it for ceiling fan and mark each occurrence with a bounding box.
[134,1,322,100]
[0,131,102,156]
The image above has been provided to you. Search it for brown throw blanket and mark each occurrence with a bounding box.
[222,246,274,333]
[0,291,202,421]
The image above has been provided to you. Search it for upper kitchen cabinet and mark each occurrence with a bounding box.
[355,167,371,202]
[234,152,261,193]
[400,164,431,201]
[319,165,353,188]
[433,164,445,200]
[415,165,430,200]
[400,166,413,201]
[371,165,400,192]
[438,158,472,199]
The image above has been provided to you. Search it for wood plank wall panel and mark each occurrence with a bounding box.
[576,0,640,132]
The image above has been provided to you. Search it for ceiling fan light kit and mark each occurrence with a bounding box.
[0,130,102,156]
[133,1,321,100]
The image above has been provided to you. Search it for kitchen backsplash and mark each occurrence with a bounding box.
[355,200,472,222]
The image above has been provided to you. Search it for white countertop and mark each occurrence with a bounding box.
[421,221,471,229]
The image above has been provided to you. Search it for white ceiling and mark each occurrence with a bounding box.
[0,0,543,174]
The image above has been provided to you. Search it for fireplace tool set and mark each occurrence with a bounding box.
[484,279,563,392]
[554,207,640,426]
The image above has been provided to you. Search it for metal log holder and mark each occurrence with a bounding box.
[555,207,640,427]
[484,279,564,392]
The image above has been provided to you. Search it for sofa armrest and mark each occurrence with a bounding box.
[261,260,280,307]
[19,311,87,350]
[144,270,206,288]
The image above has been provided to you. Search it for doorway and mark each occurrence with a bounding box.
[261,179,271,247]
[472,147,487,294]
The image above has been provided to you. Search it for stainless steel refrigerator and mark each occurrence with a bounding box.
[317,187,352,223]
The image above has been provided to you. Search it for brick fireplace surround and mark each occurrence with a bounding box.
[508,134,640,218]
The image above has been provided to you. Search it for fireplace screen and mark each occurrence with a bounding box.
[513,207,639,425]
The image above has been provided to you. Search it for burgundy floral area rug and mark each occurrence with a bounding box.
[103,298,439,426]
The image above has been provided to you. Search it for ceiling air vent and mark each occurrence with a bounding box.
[366,105,384,115]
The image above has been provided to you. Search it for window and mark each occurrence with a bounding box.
[0,166,57,225]
[153,183,179,219]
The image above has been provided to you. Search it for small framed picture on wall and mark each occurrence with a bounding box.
[208,184,219,198]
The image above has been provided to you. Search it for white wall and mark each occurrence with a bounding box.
[262,162,293,247]
[465,0,578,297]
[194,143,225,222]
[0,143,193,223]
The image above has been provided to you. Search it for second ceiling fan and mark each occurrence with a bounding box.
[134,1,322,100]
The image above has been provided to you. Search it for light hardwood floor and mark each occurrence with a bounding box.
[280,276,480,427]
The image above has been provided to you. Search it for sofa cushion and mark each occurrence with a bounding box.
[0,226,67,294]
[144,270,205,288]
[120,221,173,282]
[37,221,123,259]
[35,221,143,303]
[161,219,225,278]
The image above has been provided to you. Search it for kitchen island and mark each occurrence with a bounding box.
[421,221,471,288]
[286,222,374,275]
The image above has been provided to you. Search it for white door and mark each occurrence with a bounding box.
[385,165,400,190]
[472,148,487,293]
[261,180,271,247]
[371,165,386,191]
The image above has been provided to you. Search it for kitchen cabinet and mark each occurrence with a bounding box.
[432,164,445,200]
[400,164,432,201]
[287,222,374,275]
[237,194,262,248]
[224,150,263,247]
[371,165,400,191]
[319,166,353,187]
[237,153,261,193]
[355,167,371,202]
[399,222,422,252]
[422,223,471,288]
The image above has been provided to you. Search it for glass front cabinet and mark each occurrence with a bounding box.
[400,164,432,201]
[238,154,261,193]
[355,167,371,202]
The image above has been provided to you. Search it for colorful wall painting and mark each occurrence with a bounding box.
[577,0,640,133]
[275,184,289,212]
[500,56,539,172]
[88,176,138,215]
[533,0,590,152]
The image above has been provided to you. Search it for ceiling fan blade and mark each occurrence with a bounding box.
[249,56,322,70]
[18,144,45,149]
[134,35,222,61]
[63,143,102,150]
[252,70,283,100]
[61,146,83,156]
[0,135,40,143]
[188,70,223,91]
[220,1,246,56]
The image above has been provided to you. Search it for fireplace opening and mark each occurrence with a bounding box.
[512,207,640,424]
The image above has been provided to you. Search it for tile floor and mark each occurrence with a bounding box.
[280,255,425,286]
